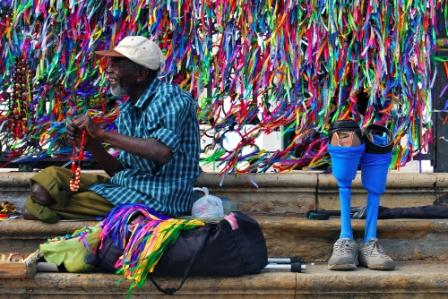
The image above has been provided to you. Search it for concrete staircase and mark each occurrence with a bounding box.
[3,264,448,298]
[1,171,448,298]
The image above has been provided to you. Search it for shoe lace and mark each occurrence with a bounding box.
[334,239,354,255]
[365,240,388,257]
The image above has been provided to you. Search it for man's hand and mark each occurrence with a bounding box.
[67,114,105,147]
[66,114,124,176]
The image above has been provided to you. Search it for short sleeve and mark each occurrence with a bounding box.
[150,94,189,152]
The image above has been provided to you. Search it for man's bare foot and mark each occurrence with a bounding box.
[22,210,39,220]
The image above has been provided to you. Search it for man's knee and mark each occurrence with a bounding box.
[31,166,73,207]
[30,182,55,206]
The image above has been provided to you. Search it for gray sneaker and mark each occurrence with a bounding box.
[359,239,395,270]
[328,238,358,270]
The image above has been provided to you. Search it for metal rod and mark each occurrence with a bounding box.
[264,262,306,273]
[268,256,302,264]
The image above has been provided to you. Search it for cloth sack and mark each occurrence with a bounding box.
[40,224,101,272]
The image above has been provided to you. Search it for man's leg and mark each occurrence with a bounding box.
[29,166,109,206]
[24,200,59,222]
[54,190,114,220]
[25,190,114,222]
[24,166,111,223]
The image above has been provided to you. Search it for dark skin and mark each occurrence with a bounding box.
[67,57,172,177]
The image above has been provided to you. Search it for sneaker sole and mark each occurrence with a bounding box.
[328,252,359,271]
[363,263,395,271]
[359,258,395,270]
[328,263,357,270]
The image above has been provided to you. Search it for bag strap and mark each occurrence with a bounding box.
[149,226,211,295]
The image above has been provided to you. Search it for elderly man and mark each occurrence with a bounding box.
[24,36,201,223]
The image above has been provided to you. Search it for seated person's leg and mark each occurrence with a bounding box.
[53,191,114,221]
[23,166,110,222]
[29,166,109,207]
[22,212,38,220]
[24,197,60,223]
[24,191,114,222]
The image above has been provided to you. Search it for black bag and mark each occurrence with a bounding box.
[154,211,267,276]
[87,211,268,295]
[85,236,123,273]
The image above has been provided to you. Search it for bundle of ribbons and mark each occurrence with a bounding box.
[99,204,204,292]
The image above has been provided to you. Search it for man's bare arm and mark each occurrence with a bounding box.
[85,140,124,176]
[67,114,172,173]
[98,130,172,164]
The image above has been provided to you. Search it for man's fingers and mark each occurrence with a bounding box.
[67,123,78,136]
[67,123,77,132]
[72,116,90,129]
[72,114,85,122]
[66,114,91,144]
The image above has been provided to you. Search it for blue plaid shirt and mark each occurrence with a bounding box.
[89,78,201,216]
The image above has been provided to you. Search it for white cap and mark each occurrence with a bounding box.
[95,36,165,71]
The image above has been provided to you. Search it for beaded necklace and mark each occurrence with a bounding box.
[68,108,119,192]
[69,129,86,192]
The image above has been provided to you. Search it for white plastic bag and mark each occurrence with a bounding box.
[192,187,224,222]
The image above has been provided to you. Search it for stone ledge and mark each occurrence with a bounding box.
[1,171,447,189]
[3,218,448,239]
[1,263,447,298]
[2,218,448,262]
[318,172,448,189]
[1,172,447,215]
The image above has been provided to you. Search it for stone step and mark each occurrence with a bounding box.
[1,171,447,215]
[1,262,447,298]
[2,217,448,262]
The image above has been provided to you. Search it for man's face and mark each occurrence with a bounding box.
[106,58,139,96]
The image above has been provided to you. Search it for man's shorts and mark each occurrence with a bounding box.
[25,166,114,223]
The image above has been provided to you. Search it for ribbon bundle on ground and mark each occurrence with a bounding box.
[0,1,447,173]
[100,204,204,292]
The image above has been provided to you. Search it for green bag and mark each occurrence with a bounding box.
[39,224,101,272]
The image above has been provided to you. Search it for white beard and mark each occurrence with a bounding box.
[110,84,127,97]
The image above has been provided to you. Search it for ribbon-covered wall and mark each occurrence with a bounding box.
[0,0,446,173]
